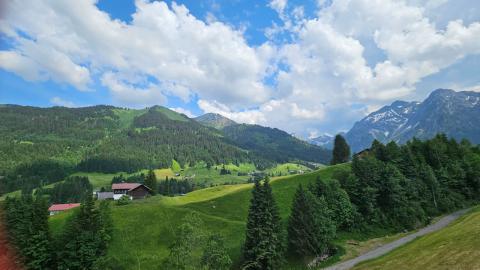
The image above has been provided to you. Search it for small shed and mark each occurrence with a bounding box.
[48,203,80,216]
[112,183,152,200]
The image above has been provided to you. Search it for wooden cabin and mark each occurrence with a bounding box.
[112,183,152,200]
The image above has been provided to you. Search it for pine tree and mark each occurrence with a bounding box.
[288,185,336,258]
[145,169,157,195]
[260,177,284,269]
[331,134,351,165]
[287,185,319,256]
[242,177,283,269]
[57,193,111,270]
[242,179,263,267]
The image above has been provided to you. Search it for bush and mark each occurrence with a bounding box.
[116,195,131,206]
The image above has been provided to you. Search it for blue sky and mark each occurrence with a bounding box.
[1,0,480,138]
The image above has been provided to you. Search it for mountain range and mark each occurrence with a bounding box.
[0,105,331,179]
[310,89,480,152]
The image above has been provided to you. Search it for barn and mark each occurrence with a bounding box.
[112,183,152,200]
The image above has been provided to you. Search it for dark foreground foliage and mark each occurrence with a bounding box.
[3,193,112,270]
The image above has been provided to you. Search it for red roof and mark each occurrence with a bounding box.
[112,183,142,190]
[48,203,81,212]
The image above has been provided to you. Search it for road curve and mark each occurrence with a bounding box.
[323,208,471,270]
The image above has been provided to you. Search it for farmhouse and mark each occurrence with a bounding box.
[112,183,152,200]
[48,203,80,216]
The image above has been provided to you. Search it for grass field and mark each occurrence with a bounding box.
[0,162,311,201]
[49,164,348,270]
[265,162,312,176]
[353,206,480,270]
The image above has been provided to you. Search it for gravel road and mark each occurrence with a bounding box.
[323,208,470,270]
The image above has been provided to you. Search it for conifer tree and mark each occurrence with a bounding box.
[145,169,157,195]
[288,185,336,257]
[57,193,111,270]
[242,177,283,269]
[331,134,351,165]
[242,179,263,267]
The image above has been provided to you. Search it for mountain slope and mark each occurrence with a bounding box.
[353,206,480,270]
[0,105,248,193]
[223,124,331,166]
[345,89,480,152]
[49,165,346,270]
[0,105,331,194]
[195,113,237,129]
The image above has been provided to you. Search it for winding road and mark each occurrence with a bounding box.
[323,208,470,270]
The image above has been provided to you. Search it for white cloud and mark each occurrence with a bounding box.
[170,107,196,118]
[101,72,167,107]
[1,0,480,137]
[269,0,287,14]
[0,0,272,107]
[0,51,44,81]
[50,97,75,108]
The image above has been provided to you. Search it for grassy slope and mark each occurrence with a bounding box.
[49,164,347,269]
[353,206,480,270]
[265,162,312,176]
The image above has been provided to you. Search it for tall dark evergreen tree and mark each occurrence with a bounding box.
[331,134,351,165]
[287,185,335,257]
[145,170,157,195]
[242,177,283,270]
[57,193,112,270]
[4,194,54,270]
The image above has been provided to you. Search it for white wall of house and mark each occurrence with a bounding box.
[113,193,132,200]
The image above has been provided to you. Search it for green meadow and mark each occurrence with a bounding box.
[353,206,480,270]
[49,164,348,269]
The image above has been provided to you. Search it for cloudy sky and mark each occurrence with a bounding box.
[1,0,479,138]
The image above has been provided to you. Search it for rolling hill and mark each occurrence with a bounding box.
[49,164,348,270]
[345,89,480,152]
[0,105,331,195]
[353,206,480,270]
[222,124,331,167]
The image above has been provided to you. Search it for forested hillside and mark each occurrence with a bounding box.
[0,105,330,195]
[222,124,331,166]
[35,135,480,270]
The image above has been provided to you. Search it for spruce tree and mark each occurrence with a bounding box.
[260,177,284,269]
[242,179,263,267]
[288,185,336,258]
[145,169,157,195]
[57,193,111,270]
[242,177,283,270]
[331,134,351,165]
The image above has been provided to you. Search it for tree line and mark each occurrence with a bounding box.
[35,176,93,204]
[240,134,480,268]
[3,193,112,270]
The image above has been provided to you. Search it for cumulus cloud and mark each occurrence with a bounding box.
[1,0,480,137]
[169,107,196,118]
[0,0,272,107]
[269,0,288,14]
[50,97,76,108]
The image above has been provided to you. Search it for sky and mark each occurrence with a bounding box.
[1,0,480,139]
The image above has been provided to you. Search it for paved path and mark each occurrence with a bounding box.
[323,208,470,270]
